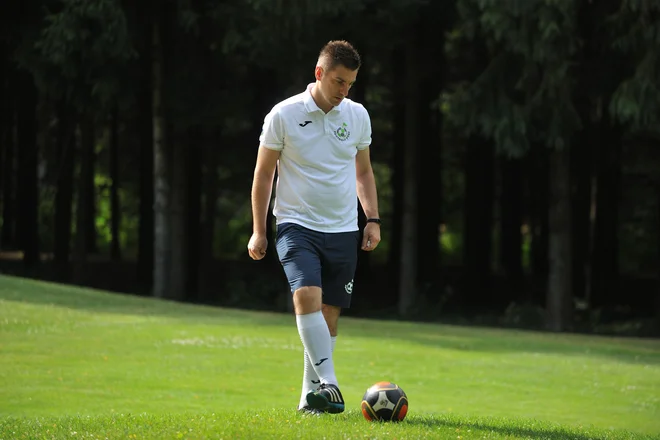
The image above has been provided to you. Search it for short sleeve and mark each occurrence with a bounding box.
[357,105,372,150]
[259,108,284,151]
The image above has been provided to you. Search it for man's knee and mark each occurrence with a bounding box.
[293,286,323,314]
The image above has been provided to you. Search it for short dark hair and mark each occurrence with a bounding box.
[318,40,361,71]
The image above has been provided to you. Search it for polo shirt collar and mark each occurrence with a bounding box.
[303,83,344,114]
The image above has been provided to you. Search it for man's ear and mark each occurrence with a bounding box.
[315,66,323,81]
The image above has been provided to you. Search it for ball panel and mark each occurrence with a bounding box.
[361,400,379,421]
[372,390,396,412]
[373,381,398,390]
[392,396,409,422]
[385,388,406,403]
[363,389,379,406]
[379,409,394,420]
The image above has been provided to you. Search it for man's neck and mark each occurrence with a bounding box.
[310,83,332,114]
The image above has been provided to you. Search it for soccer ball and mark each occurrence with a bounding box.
[360,381,408,422]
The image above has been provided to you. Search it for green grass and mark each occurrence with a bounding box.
[0,274,658,439]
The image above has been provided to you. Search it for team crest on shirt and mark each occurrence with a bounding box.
[334,122,350,141]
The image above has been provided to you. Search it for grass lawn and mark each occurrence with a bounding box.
[0,274,658,439]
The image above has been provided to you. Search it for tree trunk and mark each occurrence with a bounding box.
[546,148,573,332]
[575,0,624,311]
[109,105,121,261]
[169,138,187,301]
[398,37,420,318]
[85,132,97,255]
[388,50,405,308]
[500,156,523,304]
[73,117,95,284]
[415,8,447,302]
[15,73,39,267]
[590,125,621,309]
[0,41,5,231]
[0,53,13,250]
[656,183,660,331]
[200,137,219,301]
[463,136,495,312]
[529,147,549,300]
[136,0,154,293]
[570,139,592,304]
[53,105,76,281]
[152,14,171,299]
[1,87,15,249]
[186,133,202,299]
[416,80,442,296]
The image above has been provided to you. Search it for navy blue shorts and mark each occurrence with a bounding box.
[275,222,360,308]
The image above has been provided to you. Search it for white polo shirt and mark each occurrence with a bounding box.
[259,83,372,233]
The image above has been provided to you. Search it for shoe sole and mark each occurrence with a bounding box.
[306,392,345,414]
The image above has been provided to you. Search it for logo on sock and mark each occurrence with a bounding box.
[311,379,321,384]
[314,358,328,366]
[345,280,353,294]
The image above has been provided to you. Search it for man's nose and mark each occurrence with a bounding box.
[340,84,349,96]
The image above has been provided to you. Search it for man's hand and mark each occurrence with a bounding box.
[247,233,268,260]
[361,223,381,251]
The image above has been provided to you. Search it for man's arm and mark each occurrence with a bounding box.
[251,146,280,235]
[356,148,379,219]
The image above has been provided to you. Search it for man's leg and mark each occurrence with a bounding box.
[274,223,342,412]
[304,229,358,412]
[293,287,338,388]
[300,303,339,408]
[300,304,340,407]
[295,288,345,413]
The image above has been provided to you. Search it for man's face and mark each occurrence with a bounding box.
[316,64,358,108]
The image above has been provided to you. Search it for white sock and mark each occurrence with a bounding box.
[299,336,337,408]
[296,312,338,390]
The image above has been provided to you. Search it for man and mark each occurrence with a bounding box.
[247,40,381,414]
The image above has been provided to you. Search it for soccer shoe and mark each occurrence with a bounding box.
[306,383,345,413]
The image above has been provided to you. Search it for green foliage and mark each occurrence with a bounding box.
[25,0,136,109]
[206,0,368,65]
[609,0,660,132]
[444,0,581,157]
[94,173,139,257]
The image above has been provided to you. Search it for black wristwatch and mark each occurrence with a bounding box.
[366,218,381,225]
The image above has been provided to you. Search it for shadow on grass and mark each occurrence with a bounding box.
[404,415,648,440]
[1,274,659,367]
[0,274,294,328]
[347,317,660,367]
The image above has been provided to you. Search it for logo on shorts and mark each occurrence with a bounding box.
[345,279,354,294]
[334,122,350,141]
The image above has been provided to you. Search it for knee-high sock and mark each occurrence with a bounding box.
[296,311,338,392]
[300,336,336,408]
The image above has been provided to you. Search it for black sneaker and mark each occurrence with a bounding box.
[297,405,323,416]
[306,383,345,414]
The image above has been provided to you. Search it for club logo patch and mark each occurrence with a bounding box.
[345,279,354,294]
[334,122,350,141]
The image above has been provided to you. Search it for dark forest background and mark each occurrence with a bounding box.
[1,0,659,337]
